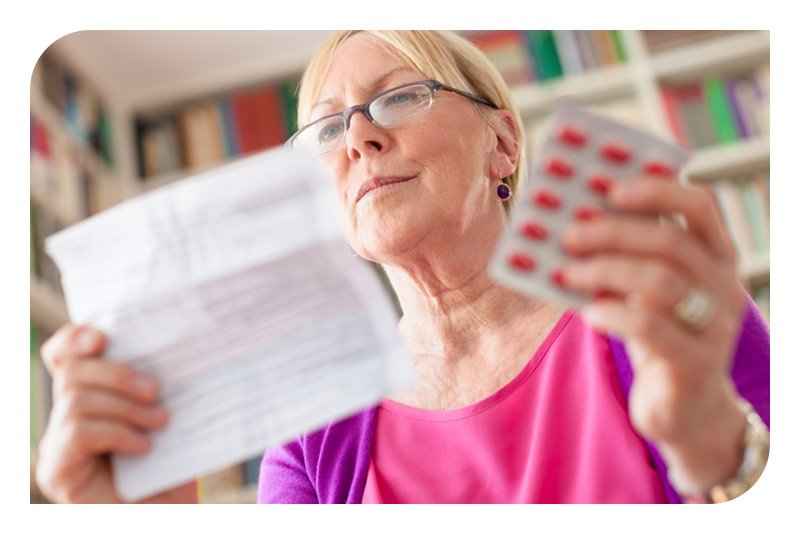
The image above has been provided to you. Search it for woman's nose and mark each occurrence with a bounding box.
[345,112,391,160]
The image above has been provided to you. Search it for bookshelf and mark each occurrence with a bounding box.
[29,30,770,503]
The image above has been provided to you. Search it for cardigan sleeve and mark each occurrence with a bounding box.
[609,287,770,503]
[258,437,319,504]
[257,407,377,503]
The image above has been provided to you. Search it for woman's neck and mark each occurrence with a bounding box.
[382,259,566,410]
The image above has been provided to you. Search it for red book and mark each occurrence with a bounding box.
[660,86,691,148]
[253,86,287,149]
[233,91,260,154]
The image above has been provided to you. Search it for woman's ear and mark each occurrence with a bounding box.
[490,109,520,178]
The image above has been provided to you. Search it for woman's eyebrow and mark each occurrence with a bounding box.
[311,66,415,115]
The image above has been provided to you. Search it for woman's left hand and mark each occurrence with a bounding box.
[560,175,748,492]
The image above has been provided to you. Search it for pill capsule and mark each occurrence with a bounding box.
[600,142,631,164]
[549,268,566,288]
[519,220,549,241]
[586,174,614,196]
[574,205,604,221]
[531,189,562,209]
[544,157,574,179]
[508,251,536,272]
[643,160,675,178]
[557,124,587,147]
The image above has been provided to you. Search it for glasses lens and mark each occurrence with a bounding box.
[295,115,346,155]
[370,84,433,127]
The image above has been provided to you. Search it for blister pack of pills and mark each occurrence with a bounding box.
[488,104,690,308]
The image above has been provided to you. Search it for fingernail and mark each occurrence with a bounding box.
[609,183,635,205]
[133,375,159,397]
[562,225,586,247]
[561,262,584,283]
[75,327,101,353]
[147,405,168,421]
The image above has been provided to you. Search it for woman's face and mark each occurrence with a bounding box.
[313,33,508,264]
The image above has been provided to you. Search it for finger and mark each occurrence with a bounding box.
[41,325,106,375]
[607,178,733,260]
[60,388,168,430]
[561,214,721,288]
[580,298,696,367]
[56,359,160,404]
[53,418,153,460]
[562,254,690,311]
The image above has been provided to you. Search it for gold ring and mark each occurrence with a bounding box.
[673,287,716,331]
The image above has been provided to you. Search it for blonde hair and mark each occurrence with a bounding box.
[296,30,526,211]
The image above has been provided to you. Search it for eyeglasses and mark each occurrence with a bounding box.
[286,79,499,156]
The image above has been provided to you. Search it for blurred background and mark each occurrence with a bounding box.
[30,30,770,503]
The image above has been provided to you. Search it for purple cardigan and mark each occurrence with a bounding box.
[258,293,770,504]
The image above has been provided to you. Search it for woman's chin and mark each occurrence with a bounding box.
[352,217,430,263]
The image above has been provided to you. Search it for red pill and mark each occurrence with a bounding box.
[508,251,537,272]
[557,124,587,147]
[586,174,614,196]
[544,157,574,179]
[531,189,561,209]
[574,205,604,221]
[600,142,631,164]
[550,268,566,288]
[519,220,549,241]
[594,289,615,299]
[643,160,675,178]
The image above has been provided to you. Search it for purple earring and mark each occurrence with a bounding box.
[495,178,512,201]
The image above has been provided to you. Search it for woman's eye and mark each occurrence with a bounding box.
[319,123,343,141]
[389,93,412,105]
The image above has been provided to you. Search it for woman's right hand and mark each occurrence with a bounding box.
[35,324,197,503]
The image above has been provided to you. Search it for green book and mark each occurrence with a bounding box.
[97,111,115,167]
[704,75,739,144]
[741,180,767,252]
[281,79,299,137]
[528,31,563,80]
[610,30,627,63]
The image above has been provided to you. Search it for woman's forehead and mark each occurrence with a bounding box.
[313,49,421,116]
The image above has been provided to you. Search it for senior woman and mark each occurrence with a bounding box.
[35,30,769,504]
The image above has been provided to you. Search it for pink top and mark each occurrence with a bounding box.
[361,311,668,503]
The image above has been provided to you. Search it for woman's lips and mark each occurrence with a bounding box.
[356,175,416,203]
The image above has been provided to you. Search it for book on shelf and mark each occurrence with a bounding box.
[242,455,261,487]
[178,100,227,169]
[704,75,739,145]
[31,114,102,220]
[196,455,261,503]
[280,79,300,136]
[469,30,627,87]
[527,30,564,81]
[709,172,770,261]
[135,80,295,180]
[37,51,115,166]
[660,67,769,149]
[551,31,583,76]
[470,31,535,87]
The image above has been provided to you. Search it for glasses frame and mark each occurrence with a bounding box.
[285,79,500,155]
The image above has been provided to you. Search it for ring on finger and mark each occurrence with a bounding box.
[673,287,716,331]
